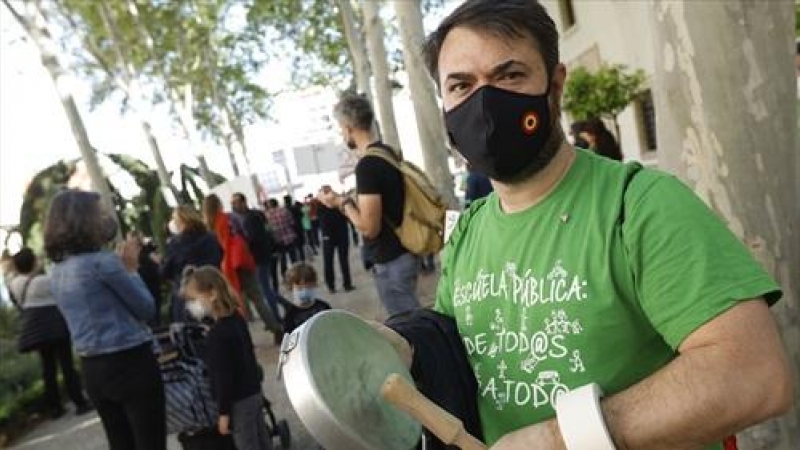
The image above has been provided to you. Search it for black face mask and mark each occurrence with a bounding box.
[445,85,554,183]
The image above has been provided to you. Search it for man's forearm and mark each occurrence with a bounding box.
[341,199,379,239]
[601,303,791,449]
[340,201,365,233]
[603,346,748,449]
[494,301,792,450]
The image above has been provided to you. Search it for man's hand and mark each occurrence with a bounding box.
[218,415,231,435]
[490,420,565,450]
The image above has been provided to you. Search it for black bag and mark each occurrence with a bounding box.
[17,306,70,353]
[15,275,70,353]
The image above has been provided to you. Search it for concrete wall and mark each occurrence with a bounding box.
[542,0,659,165]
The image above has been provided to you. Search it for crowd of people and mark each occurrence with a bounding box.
[0,187,356,449]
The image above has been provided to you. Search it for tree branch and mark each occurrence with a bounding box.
[51,1,125,92]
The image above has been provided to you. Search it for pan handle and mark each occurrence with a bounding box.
[381,373,487,450]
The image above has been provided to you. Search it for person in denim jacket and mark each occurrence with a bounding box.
[45,190,166,450]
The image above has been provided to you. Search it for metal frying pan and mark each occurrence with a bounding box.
[278,310,422,450]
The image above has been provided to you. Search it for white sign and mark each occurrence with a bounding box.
[444,209,461,243]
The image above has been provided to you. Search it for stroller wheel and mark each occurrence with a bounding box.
[276,420,291,448]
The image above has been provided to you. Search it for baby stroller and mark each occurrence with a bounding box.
[154,322,292,449]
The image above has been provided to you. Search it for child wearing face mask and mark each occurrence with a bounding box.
[281,262,331,335]
[180,265,271,450]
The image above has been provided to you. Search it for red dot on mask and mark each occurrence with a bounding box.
[521,112,539,135]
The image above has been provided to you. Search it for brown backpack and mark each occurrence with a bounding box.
[365,146,447,255]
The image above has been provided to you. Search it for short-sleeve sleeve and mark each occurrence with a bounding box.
[622,173,781,349]
[356,156,388,195]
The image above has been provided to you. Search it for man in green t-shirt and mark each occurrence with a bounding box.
[376,1,793,449]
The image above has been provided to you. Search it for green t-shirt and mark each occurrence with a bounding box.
[301,205,312,231]
[435,150,780,446]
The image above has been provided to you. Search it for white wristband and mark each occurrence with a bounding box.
[555,383,617,450]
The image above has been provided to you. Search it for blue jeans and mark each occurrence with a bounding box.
[373,252,421,316]
[255,264,283,321]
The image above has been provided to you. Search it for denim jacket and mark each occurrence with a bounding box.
[50,251,154,357]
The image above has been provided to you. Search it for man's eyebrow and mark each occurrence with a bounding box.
[489,59,529,77]
[442,60,529,84]
[443,71,475,83]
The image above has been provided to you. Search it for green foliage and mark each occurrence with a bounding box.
[0,305,20,340]
[52,0,272,153]
[0,377,43,426]
[0,306,42,425]
[795,2,799,37]
[18,161,77,255]
[245,0,351,89]
[17,154,226,255]
[563,64,646,121]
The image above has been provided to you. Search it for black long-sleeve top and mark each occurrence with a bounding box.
[205,314,261,415]
[282,299,331,335]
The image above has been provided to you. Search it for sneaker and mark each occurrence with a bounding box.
[343,285,355,292]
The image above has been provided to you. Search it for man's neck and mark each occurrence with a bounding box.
[493,142,576,214]
[354,132,378,156]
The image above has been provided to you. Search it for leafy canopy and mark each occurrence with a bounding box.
[563,64,646,121]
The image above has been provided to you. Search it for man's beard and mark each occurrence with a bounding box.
[493,104,565,185]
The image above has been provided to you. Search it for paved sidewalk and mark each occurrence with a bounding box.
[8,245,439,449]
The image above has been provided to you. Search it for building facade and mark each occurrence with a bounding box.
[542,0,659,165]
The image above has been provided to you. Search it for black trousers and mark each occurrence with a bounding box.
[81,343,166,450]
[310,219,320,248]
[38,338,88,411]
[278,242,302,274]
[268,254,281,293]
[323,237,352,291]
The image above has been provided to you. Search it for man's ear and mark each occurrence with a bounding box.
[550,62,567,101]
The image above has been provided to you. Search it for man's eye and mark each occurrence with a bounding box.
[447,82,469,94]
[500,71,524,81]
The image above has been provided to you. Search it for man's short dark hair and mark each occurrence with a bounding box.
[268,198,279,208]
[232,192,247,205]
[332,92,374,132]
[423,0,559,85]
[12,248,35,274]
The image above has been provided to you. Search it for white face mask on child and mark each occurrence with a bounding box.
[292,288,316,307]
[186,300,209,320]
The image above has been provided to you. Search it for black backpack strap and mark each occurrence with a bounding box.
[10,275,35,310]
[619,163,644,226]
